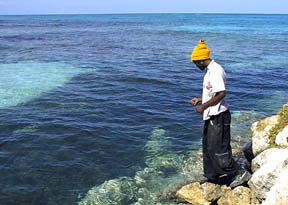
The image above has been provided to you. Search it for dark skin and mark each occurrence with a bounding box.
[189,59,226,114]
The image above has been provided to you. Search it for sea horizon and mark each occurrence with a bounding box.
[1,12,288,16]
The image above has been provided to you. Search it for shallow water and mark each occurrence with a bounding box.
[0,14,287,204]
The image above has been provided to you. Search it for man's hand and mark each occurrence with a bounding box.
[189,97,202,106]
[196,104,205,114]
[189,97,205,114]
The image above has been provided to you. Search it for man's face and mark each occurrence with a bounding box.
[193,60,206,71]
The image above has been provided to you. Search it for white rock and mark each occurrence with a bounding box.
[251,115,279,156]
[275,126,288,147]
[262,170,288,205]
[248,148,288,201]
[251,148,288,172]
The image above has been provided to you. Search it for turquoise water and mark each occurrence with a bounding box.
[0,14,287,204]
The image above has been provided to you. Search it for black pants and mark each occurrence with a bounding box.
[202,110,239,181]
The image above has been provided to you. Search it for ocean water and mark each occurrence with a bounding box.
[0,14,287,204]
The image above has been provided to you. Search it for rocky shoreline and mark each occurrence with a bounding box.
[175,103,288,205]
[78,104,287,205]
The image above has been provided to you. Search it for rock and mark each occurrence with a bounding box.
[134,187,157,205]
[250,148,288,173]
[232,148,243,156]
[243,141,254,163]
[217,186,259,205]
[248,148,288,201]
[181,151,203,179]
[275,125,288,147]
[251,115,279,156]
[79,177,137,205]
[175,103,288,205]
[261,171,288,205]
[176,182,222,205]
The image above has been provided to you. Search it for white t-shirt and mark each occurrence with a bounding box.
[202,60,229,120]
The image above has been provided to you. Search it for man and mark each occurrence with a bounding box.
[189,39,251,187]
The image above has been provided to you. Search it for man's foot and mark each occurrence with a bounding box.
[229,170,252,188]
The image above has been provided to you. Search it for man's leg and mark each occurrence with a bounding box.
[202,120,221,182]
[203,111,239,181]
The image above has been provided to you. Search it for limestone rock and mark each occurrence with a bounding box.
[251,115,279,156]
[275,125,288,147]
[217,186,259,205]
[176,182,222,205]
[248,148,288,201]
[251,148,288,173]
[262,171,288,205]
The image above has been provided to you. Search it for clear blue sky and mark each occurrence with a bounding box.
[0,0,287,15]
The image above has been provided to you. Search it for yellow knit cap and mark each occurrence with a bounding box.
[191,39,210,61]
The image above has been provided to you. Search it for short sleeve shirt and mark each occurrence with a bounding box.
[202,60,229,120]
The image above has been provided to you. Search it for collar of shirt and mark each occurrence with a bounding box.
[206,59,215,71]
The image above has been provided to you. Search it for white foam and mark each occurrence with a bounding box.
[0,62,86,108]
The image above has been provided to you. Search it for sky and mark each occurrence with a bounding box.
[0,0,287,15]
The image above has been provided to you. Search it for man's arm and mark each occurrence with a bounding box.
[196,91,226,113]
